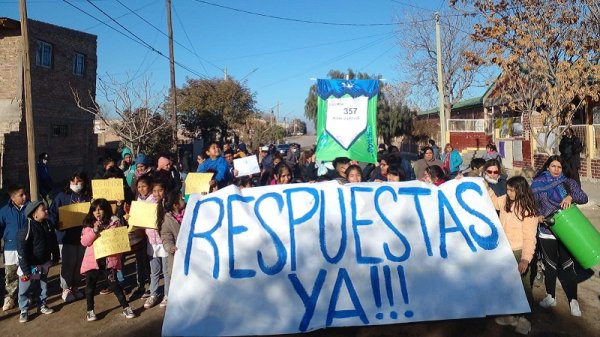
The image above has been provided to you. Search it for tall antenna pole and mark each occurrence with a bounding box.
[435,12,447,147]
[19,0,38,201]
[166,0,178,151]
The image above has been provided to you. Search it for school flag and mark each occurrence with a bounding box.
[315,79,379,163]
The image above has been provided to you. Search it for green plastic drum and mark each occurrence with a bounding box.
[551,205,600,269]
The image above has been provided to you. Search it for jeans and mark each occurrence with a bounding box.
[148,256,169,296]
[18,273,48,312]
[60,244,85,290]
[85,268,128,311]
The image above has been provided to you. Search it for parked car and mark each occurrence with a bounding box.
[276,143,291,155]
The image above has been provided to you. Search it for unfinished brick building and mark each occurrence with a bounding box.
[0,17,97,190]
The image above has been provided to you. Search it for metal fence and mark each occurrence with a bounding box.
[447,119,486,132]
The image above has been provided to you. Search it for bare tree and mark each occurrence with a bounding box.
[397,9,490,116]
[72,75,173,156]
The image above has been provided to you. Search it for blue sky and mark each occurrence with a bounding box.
[1,0,458,130]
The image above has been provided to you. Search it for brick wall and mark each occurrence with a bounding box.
[0,30,20,100]
[592,159,600,179]
[449,132,490,151]
[1,19,98,188]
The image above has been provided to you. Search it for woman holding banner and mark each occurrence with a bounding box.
[48,171,91,303]
[531,155,588,317]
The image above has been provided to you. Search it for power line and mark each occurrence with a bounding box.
[171,1,210,75]
[389,0,434,13]
[83,1,159,31]
[192,0,422,27]
[61,0,208,79]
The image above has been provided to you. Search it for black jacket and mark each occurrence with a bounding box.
[17,218,59,275]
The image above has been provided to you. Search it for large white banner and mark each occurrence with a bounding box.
[163,179,529,337]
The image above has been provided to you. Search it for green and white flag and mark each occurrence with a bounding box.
[315,79,378,163]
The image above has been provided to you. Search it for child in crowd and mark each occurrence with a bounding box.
[345,165,363,183]
[487,176,538,335]
[422,165,446,186]
[234,176,254,189]
[80,199,135,321]
[0,184,29,311]
[387,164,405,182]
[143,181,168,308]
[159,191,186,308]
[273,163,293,185]
[127,175,153,300]
[48,171,91,303]
[17,200,59,323]
[197,141,229,188]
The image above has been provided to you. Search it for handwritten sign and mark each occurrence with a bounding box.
[233,155,260,177]
[58,202,90,229]
[93,227,131,259]
[92,178,124,201]
[163,178,529,337]
[185,172,213,195]
[128,201,157,229]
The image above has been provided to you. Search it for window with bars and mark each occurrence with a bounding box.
[35,40,52,68]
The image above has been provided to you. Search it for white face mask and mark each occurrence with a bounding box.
[70,184,83,193]
[484,175,499,184]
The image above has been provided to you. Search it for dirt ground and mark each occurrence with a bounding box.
[1,206,599,337]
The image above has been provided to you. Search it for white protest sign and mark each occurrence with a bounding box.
[233,155,260,177]
[163,178,529,337]
[325,95,368,149]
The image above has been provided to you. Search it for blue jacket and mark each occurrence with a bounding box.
[48,191,91,245]
[442,150,463,174]
[197,156,229,187]
[0,200,30,251]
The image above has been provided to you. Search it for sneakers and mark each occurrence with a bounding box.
[494,315,518,326]
[515,316,532,335]
[62,289,76,303]
[3,297,16,311]
[141,289,151,299]
[19,311,28,323]
[86,310,97,322]
[123,306,136,319]
[144,296,158,309]
[99,288,112,295]
[38,305,54,315]
[72,288,85,300]
[570,299,582,316]
[539,294,557,308]
[128,287,148,301]
[159,296,168,308]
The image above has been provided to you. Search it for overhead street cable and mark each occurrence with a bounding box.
[61,0,208,79]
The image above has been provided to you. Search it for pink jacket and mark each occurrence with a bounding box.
[80,216,123,274]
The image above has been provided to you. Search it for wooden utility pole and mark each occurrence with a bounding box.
[19,0,38,201]
[166,0,177,151]
[435,12,447,147]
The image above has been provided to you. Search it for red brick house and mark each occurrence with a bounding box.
[0,17,97,189]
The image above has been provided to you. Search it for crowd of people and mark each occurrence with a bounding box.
[0,130,594,334]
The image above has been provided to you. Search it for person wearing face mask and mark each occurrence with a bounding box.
[482,159,507,197]
[36,153,53,203]
[285,144,299,173]
[48,171,92,303]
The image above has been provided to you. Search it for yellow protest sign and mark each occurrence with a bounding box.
[128,201,158,229]
[185,172,213,195]
[58,202,90,230]
[93,227,131,259]
[92,178,125,201]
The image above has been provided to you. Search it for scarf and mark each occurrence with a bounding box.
[443,152,451,172]
[172,210,185,224]
[531,171,568,206]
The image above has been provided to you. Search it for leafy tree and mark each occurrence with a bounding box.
[453,0,600,154]
[177,77,255,142]
[72,75,173,156]
[237,116,286,150]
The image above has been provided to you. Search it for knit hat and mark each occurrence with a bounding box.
[121,147,133,159]
[24,200,45,219]
[135,154,148,166]
[238,143,247,152]
[157,157,170,171]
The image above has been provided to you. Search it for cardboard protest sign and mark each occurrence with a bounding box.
[315,79,379,164]
[163,178,530,337]
[128,201,157,229]
[93,227,131,259]
[58,202,90,229]
[92,178,124,201]
[185,172,213,195]
[233,155,260,177]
